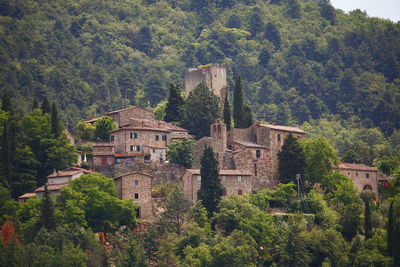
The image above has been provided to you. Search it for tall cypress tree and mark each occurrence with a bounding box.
[278,133,306,183]
[164,84,185,123]
[51,102,61,137]
[39,185,57,230]
[387,197,400,265]
[360,190,375,240]
[242,104,254,128]
[233,76,244,128]
[198,146,223,218]
[32,97,39,110]
[223,94,232,130]
[41,96,51,114]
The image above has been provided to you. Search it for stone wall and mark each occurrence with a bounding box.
[109,107,155,127]
[339,169,378,193]
[94,162,186,186]
[115,172,154,220]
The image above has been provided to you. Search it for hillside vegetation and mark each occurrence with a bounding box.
[1,0,400,135]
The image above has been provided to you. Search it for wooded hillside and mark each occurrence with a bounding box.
[0,0,399,134]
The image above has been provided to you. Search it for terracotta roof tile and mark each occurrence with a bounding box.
[114,171,154,180]
[233,140,267,149]
[18,192,37,199]
[115,153,145,157]
[339,163,378,171]
[47,167,92,178]
[34,183,69,192]
[109,126,170,133]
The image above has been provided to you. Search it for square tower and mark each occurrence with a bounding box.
[185,65,227,102]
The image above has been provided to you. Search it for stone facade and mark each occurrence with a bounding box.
[181,169,252,202]
[185,65,228,103]
[339,163,378,193]
[86,106,155,127]
[193,121,306,188]
[114,172,154,220]
[93,142,115,166]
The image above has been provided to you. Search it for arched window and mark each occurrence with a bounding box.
[363,185,372,191]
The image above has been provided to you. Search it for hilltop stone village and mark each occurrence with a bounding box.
[18,65,385,221]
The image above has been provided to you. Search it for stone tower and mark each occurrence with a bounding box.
[184,65,227,102]
[210,119,227,151]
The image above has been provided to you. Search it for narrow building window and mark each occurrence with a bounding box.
[162,135,167,141]
[238,189,243,195]
[130,132,137,139]
[134,193,139,199]
[356,172,358,177]
[348,172,350,176]
[366,173,369,178]
[256,150,261,158]
[135,207,140,218]
[254,163,257,176]
[254,134,257,142]
[155,135,159,141]
[238,176,242,182]
[277,134,281,142]
[222,176,226,182]
[110,135,114,142]
[134,180,139,186]
[197,175,201,181]
[130,145,134,151]
[136,146,140,152]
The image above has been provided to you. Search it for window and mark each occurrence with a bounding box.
[277,134,281,142]
[254,163,257,176]
[134,193,139,199]
[256,150,261,158]
[110,135,114,142]
[348,172,350,176]
[197,175,201,181]
[222,176,226,182]
[135,207,140,218]
[155,135,159,141]
[366,173,370,178]
[162,135,167,141]
[254,135,257,142]
[238,176,242,182]
[134,180,139,186]
[130,145,134,152]
[238,189,243,195]
[130,133,137,139]
[356,172,358,177]
[136,145,140,152]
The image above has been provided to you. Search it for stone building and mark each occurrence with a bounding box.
[339,163,379,193]
[181,169,252,202]
[114,172,154,220]
[18,166,92,201]
[92,113,192,166]
[85,106,155,127]
[185,65,228,103]
[194,120,306,189]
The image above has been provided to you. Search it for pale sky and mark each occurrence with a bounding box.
[330,0,400,22]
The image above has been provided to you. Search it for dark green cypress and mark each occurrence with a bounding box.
[41,96,51,114]
[164,84,185,123]
[198,146,223,218]
[233,76,244,128]
[242,104,254,128]
[388,199,394,258]
[32,97,39,110]
[39,185,57,230]
[51,102,61,137]
[278,133,306,183]
[364,200,372,239]
[223,94,231,130]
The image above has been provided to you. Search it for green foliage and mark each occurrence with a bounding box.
[278,133,306,183]
[360,190,376,239]
[387,195,400,265]
[337,203,362,241]
[38,186,57,230]
[76,120,95,141]
[302,137,339,184]
[183,82,220,139]
[164,84,185,123]
[233,76,254,128]
[305,190,337,228]
[223,94,232,130]
[166,138,195,168]
[95,116,117,140]
[198,146,223,217]
[57,173,136,232]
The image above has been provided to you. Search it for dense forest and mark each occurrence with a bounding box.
[0,0,399,135]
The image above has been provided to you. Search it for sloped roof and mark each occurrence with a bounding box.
[47,166,92,178]
[109,126,170,133]
[18,192,37,199]
[106,106,154,115]
[34,183,69,192]
[128,118,188,132]
[114,171,154,180]
[339,163,378,172]
[233,140,267,149]
[185,169,252,176]
[259,123,306,134]
[93,142,114,147]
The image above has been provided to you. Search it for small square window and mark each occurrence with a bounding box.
[134,193,139,199]
[238,176,242,182]
[197,175,201,181]
[155,135,159,141]
[238,189,243,195]
[256,150,261,158]
[134,180,139,186]
[162,135,167,141]
[366,173,369,178]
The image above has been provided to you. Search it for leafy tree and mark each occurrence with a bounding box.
[164,84,185,123]
[223,94,232,130]
[158,183,190,236]
[387,195,400,265]
[57,173,137,232]
[319,0,336,25]
[264,22,281,50]
[338,203,362,241]
[302,137,339,184]
[183,82,220,139]
[278,133,306,183]
[166,138,195,168]
[286,0,301,18]
[76,120,95,141]
[248,7,264,36]
[242,104,254,128]
[32,97,39,110]
[198,146,223,218]
[305,190,337,229]
[94,116,117,140]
